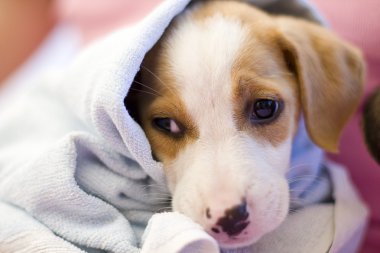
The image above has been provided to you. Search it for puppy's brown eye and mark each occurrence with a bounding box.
[153,118,183,136]
[251,99,280,123]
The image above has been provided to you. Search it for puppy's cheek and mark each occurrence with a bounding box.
[167,159,205,222]
[162,164,178,194]
[163,153,192,196]
[164,142,200,199]
[248,177,289,236]
[170,178,202,222]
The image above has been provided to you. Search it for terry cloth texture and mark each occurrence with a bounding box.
[0,0,368,252]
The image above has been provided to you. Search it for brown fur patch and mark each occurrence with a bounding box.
[130,40,199,167]
[231,30,300,146]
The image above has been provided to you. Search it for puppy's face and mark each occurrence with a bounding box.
[128,1,364,248]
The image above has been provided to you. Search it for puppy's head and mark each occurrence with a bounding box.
[127,1,364,248]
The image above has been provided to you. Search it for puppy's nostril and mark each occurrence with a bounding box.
[231,201,249,221]
[211,227,220,233]
[216,201,250,236]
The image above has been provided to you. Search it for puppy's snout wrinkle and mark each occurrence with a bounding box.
[212,201,250,237]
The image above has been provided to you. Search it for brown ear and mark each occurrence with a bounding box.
[276,17,365,152]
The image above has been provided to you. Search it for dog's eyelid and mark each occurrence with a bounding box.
[238,76,259,87]
[254,94,281,101]
[236,79,283,100]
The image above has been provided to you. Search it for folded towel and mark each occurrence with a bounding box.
[0,0,368,252]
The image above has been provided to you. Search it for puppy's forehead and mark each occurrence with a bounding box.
[165,13,248,134]
[167,14,247,85]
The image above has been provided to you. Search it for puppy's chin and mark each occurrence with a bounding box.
[216,230,261,249]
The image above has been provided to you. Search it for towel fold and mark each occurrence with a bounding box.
[0,0,368,252]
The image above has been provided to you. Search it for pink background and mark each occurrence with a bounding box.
[1,0,379,252]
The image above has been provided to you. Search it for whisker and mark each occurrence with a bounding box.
[142,195,171,199]
[287,174,319,179]
[288,177,323,184]
[139,187,170,193]
[289,209,300,215]
[141,65,176,96]
[287,174,322,180]
[140,194,172,199]
[129,88,159,97]
[152,199,171,203]
[140,183,169,189]
[287,163,314,171]
[155,205,172,213]
[139,182,168,188]
[133,80,162,96]
[289,188,321,193]
[289,198,309,205]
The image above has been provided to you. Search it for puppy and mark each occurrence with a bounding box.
[126,0,364,249]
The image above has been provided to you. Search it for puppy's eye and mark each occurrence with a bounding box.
[153,118,183,136]
[251,99,280,123]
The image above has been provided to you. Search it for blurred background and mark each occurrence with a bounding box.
[0,0,379,252]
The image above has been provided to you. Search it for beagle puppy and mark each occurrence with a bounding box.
[126,0,364,249]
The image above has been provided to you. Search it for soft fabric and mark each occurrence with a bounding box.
[0,0,368,252]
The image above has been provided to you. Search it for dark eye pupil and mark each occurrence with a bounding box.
[154,118,171,132]
[253,99,278,119]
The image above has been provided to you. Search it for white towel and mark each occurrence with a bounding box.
[0,0,368,252]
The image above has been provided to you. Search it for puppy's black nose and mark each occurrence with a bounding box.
[215,201,250,236]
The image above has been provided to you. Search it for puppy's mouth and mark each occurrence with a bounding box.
[211,227,255,249]
[209,222,255,249]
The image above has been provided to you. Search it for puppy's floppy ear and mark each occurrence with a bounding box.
[276,17,365,152]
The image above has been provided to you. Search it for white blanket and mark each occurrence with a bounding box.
[0,0,368,252]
